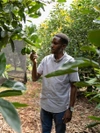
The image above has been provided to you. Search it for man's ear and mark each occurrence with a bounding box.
[62,44,66,49]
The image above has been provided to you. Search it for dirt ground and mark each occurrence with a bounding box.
[0,81,100,133]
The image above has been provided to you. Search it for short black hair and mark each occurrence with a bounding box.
[55,33,69,45]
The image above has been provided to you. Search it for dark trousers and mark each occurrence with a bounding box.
[40,108,66,133]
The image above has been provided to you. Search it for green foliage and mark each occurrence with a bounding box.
[0,0,100,131]
[86,122,100,128]
[0,52,27,133]
[0,53,6,76]
[12,102,28,108]
[0,90,22,97]
[0,98,21,133]
[0,0,44,51]
[22,24,40,54]
[0,0,45,132]
[88,29,100,46]
[1,79,26,90]
[86,116,100,128]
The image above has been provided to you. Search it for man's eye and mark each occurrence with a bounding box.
[54,42,58,45]
[51,41,59,45]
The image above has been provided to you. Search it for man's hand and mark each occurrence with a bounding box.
[30,51,37,63]
[62,109,72,123]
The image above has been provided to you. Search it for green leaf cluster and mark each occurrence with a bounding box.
[0,0,44,52]
[0,0,45,132]
[0,52,27,133]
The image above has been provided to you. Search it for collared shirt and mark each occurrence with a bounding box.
[37,52,80,113]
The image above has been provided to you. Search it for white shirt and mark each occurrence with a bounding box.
[37,52,80,113]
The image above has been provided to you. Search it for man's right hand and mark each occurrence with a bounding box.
[30,51,37,63]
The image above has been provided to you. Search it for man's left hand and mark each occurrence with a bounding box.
[62,109,72,123]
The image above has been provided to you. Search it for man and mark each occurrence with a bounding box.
[30,33,80,133]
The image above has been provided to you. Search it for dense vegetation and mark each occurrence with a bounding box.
[0,0,45,132]
[37,0,99,81]
[0,0,100,132]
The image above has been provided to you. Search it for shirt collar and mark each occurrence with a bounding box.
[52,52,67,63]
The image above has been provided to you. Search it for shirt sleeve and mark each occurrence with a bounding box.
[68,57,80,82]
[68,67,80,82]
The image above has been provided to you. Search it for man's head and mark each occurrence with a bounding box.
[51,33,69,54]
[55,33,69,46]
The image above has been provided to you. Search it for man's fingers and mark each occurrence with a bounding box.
[30,53,37,60]
[62,117,71,123]
[33,55,37,58]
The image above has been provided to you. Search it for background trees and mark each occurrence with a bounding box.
[37,0,99,82]
[0,0,44,133]
[0,0,100,132]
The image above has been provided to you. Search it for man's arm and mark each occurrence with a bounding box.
[62,82,77,123]
[69,82,77,107]
[30,53,41,81]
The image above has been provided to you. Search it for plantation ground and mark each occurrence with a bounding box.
[0,81,100,133]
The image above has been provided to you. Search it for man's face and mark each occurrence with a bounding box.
[51,36,64,54]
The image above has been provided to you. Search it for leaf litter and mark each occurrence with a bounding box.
[0,81,100,133]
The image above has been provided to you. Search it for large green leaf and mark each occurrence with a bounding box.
[0,90,22,97]
[23,37,35,46]
[45,58,99,78]
[74,81,90,87]
[12,102,28,108]
[88,116,100,121]
[86,122,100,128]
[58,57,99,71]
[70,57,99,68]
[10,38,15,52]
[75,78,100,87]
[45,68,76,78]
[88,29,100,46]
[0,53,6,76]
[85,91,97,98]
[1,80,26,90]
[90,93,100,102]
[86,78,98,85]
[27,1,44,14]
[0,98,21,133]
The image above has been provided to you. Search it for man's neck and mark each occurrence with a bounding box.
[54,52,64,60]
